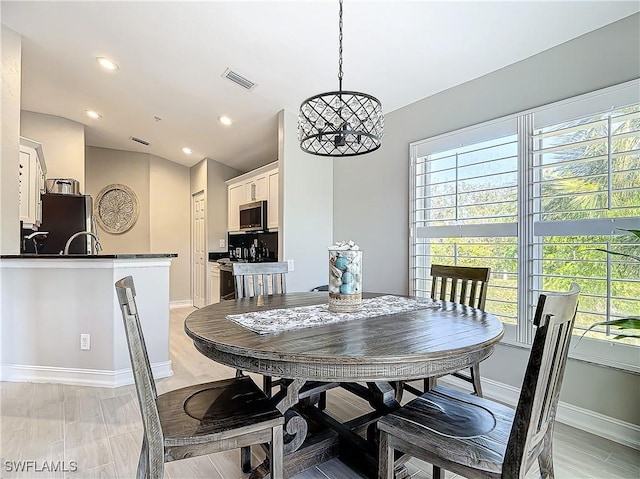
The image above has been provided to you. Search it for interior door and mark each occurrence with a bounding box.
[192,191,206,308]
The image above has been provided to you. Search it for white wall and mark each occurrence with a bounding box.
[86,146,191,303]
[0,25,21,255]
[150,156,191,302]
[279,109,333,292]
[206,158,242,252]
[21,111,85,191]
[85,147,151,254]
[333,14,640,426]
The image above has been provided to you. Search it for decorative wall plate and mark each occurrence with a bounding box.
[95,183,139,234]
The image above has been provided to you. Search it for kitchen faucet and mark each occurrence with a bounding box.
[24,231,48,254]
[62,231,102,255]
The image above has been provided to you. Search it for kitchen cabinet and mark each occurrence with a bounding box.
[244,174,268,202]
[209,262,220,304]
[19,137,47,229]
[227,183,245,232]
[226,161,278,232]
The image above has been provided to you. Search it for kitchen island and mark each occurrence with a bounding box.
[0,253,176,387]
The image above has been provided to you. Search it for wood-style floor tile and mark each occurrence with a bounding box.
[317,458,367,478]
[99,393,141,437]
[66,462,118,479]
[165,455,222,479]
[205,449,249,479]
[107,429,143,479]
[65,417,113,472]
[63,385,103,423]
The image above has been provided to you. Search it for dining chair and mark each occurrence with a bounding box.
[115,275,284,479]
[232,261,288,299]
[232,261,289,399]
[378,283,580,479]
[404,264,491,398]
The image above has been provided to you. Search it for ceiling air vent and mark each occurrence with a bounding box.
[130,136,151,146]
[222,68,256,91]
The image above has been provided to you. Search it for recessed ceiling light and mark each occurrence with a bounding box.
[85,110,102,120]
[182,147,192,155]
[219,116,233,126]
[96,57,119,71]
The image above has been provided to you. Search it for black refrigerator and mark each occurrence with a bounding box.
[39,194,95,254]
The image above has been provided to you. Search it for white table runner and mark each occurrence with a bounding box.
[226,295,440,334]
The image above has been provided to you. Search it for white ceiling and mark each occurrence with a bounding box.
[2,1,638,172]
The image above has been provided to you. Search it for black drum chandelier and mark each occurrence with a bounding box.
[298,0,384,157]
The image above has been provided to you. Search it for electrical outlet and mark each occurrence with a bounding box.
[219,238,226,248]
[80,333,91,350]
[287,259,294,271]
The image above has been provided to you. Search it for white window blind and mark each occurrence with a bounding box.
[532,104,640,342]
[412,126,520,325]
[410,80,640,371]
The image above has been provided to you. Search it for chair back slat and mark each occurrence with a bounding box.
[115,276,164,475]
[503,283,580,477]
[429,265,491,310]
[232,262,288,298]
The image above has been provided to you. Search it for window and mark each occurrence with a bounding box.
[410,81,640,370]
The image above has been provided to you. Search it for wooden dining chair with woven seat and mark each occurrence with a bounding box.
[378,283,580,479]
[232,261,288,299]
[115,276,284,479]
[232,261,288,393]
[404,264,491,398]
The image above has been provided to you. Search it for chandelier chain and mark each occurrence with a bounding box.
[338,0,343,91]
[297,0,383,157]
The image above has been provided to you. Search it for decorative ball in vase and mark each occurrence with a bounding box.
[328,240,362,313]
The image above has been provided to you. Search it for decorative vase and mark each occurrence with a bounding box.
[328,241,362,313]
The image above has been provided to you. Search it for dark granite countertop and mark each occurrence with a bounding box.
[0,253,177,259]
[208,252,229,262]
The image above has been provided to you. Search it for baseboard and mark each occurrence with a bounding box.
[435,375,639,450]
[170,299,193,309]
[1,361,173,388]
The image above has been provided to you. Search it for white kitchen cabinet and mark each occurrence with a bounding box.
[226,161,278,232]
[208,262,220,304]
[267,170,279,230]
[19,137,47,229]
[227,182,245,232]
[244,174,268,202]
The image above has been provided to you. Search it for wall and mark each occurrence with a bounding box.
[86,146,191,303]
[206,158,242,252]
[333,14,640,427]
[21,111,85,191]
[85,147,150,254]
[279,109,333,292]
[150,156,190,302]
[188,158,242,304]
[0,25,21,256]
[190,159,207,195]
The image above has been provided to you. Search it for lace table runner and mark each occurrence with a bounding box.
[226,295,440,335]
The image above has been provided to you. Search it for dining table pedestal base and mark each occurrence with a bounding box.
[250,381,411,479]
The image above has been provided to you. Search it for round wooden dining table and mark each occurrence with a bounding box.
[184,292,504,478]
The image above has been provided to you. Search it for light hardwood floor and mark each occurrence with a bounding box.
[1,306,638,479]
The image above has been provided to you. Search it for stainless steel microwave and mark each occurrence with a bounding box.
[239,200,267,232]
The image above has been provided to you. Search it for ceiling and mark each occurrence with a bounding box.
[2,1,638,172]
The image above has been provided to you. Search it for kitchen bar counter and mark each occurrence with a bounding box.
[0,254,176,386]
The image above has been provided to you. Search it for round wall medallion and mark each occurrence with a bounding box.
[95,184,139,234]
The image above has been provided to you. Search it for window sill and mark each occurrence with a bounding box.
[498,323,640,374]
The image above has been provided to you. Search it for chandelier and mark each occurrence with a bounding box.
[298,0,384,157]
